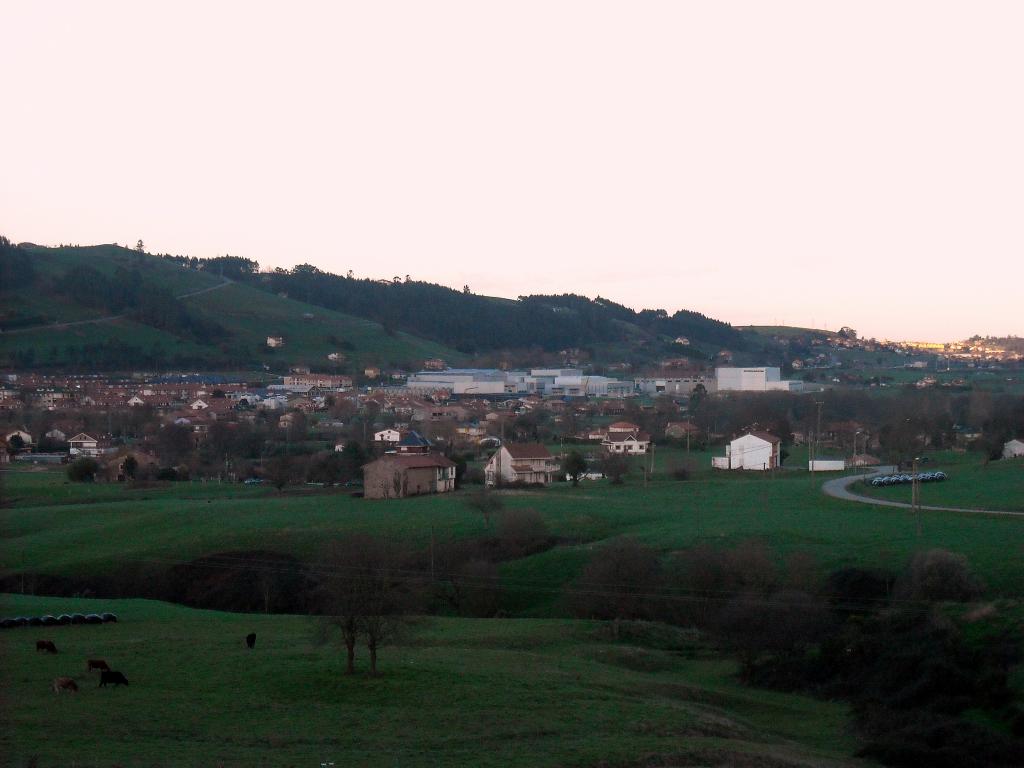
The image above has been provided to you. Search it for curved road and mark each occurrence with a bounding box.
[822,467,1024,518]
[1,277,232,335]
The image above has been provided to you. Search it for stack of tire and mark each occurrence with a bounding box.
[0,613,117,629]
[869,471,947,488]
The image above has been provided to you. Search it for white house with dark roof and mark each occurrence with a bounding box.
[485,443,558,486]
[602,430,651,455]
[712,432,780,471]
[68,433,102,457]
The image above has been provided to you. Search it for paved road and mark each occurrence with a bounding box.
[822,467,1024,518]
[1,277,232,335]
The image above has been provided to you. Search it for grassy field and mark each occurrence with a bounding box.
[5,448,1024,605]
[0,594,870,768]
[852,454,1024,512]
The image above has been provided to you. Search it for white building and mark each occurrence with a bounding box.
[374,428,402,446]
[68,433,102,457]
[602,431,651,455]
[808,458,846,472]
[712,432,781,471]
[715,367,802,393]
[405,368,632,398]
[485,443,559,486]
[1003,439,1024,459]
[266,336,285,348]
[635,376,714,396]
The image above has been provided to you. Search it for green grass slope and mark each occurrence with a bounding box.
[1,243,463,369]
[0,594,869,767]
[854,455,1024,512]
[5,450,1024,608]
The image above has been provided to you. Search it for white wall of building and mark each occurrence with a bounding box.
[809,459,846,472]
[714,434,776,470]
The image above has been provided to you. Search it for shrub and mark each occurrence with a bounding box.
[896,549,984,602]
[668,463,691,481]
[66,457,99,482]
[496,508,551,558]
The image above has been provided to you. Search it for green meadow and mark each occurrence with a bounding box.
[4,449,1024,607]
[0,594,868,768]
[4,451,1024,766]
[853,455,1024,512]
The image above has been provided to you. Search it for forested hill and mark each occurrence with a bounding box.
[0,240,461,371]
[0,238,748,370]
[163,256,747,356]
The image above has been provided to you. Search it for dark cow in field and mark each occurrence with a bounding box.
[246,632,256,649]
[87,659,111,672]
[36,640,58,654]
[99,670,129,687]
[52,677,78,694]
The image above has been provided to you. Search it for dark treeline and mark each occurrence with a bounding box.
[0,238,225,345]
[162,257,745,354]
[565,538,1022,768]
[52,264,225,343]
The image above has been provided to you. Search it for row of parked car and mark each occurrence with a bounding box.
[1,613,117,629]
[869,472,948,487]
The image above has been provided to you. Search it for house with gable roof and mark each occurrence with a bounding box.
[484,443,558,486]
[712,431,780,471]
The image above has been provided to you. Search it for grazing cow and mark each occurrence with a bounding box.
[87,659,111,673]
[99,670,129,687]
[245,632,256,649]
[36,640,58,654]
[52,677,78,694]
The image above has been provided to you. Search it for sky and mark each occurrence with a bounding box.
[2,1,1022,341]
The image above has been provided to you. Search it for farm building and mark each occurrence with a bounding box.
[712,432,780,471]
[1004,439,1024,459]
[362,453,456,499]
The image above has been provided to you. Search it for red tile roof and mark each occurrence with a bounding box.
[503,443,554,460]
[363,453,456,470]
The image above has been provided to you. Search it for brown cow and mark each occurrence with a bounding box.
[52,677,78,694]
[99,670,129,687]
[36,640,58,654]
[87,659,110,672]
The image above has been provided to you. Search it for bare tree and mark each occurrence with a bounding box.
[568,537,663,637]
[601,452,631,485]
[320,535,404,677]
[320,536,372,675]
[464,488,503,528]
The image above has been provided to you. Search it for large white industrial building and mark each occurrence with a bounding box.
[715,367,802,393]
[404,368,632,398]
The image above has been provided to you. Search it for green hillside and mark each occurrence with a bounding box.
[0,242,462,371]
[0,594,868,767]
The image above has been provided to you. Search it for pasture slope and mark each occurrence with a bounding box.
[850,455,1024,512]
[0,243,462,369]
[0,594,867,768]
[4,451,1024,609]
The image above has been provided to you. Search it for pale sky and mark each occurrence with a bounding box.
[2,1,1022,341]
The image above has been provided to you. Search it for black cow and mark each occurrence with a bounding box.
[36,640,58,654]
[245,632,256,649]
[99,670,129,687]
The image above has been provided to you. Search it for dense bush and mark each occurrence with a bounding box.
[66,457,99,482]
[895,549,984,602]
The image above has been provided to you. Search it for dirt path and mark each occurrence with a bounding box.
[1,277,232,335]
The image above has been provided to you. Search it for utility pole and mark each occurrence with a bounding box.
[912,456,922,537]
